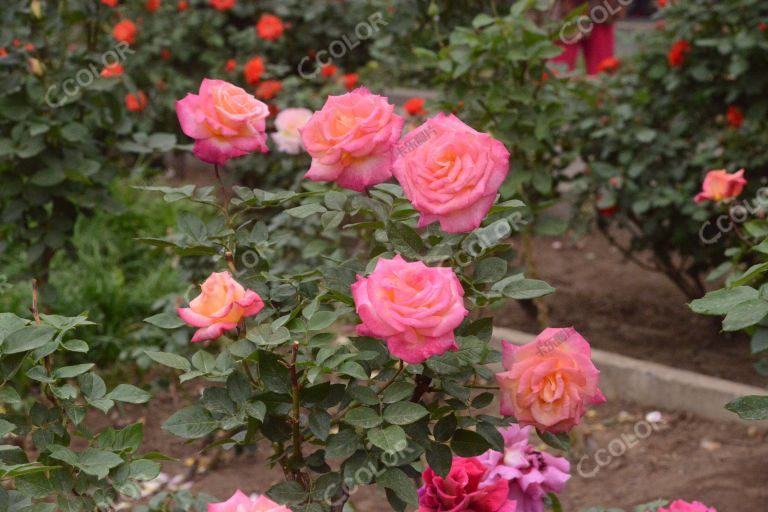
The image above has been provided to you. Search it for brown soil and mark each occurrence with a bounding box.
[105,391,768,512]
[496,232,763,386]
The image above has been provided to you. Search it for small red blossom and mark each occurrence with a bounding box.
[255,80,282,100]
[178,0,189,10]
[244,56,265,85]
[101,0,118,6]
[726,105,744,129]
[404,97,427,117]
[320,64,337,78]
[146,0,160,12]
[160,48,171,61]
[100,63,124,77]
[113,19,137,45]
[256,13,284,41]
[597,57,620,74]
[209,0,235,11]
[125,91,148,112]
[225,59,237,72]
[668,40,691,68]
[343,73,359,90]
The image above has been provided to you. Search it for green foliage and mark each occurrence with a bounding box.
[571,0,768,299]
[0,309,154,510]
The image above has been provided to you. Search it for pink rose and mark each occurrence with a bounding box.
[495,328,605,433]
[271,107,313,154]
[176,78,269,166]
[177,271,264,342]
[351,254,468,364]
[209,490,291,512]
[300,87,404,191]
[658,500,717,512]
[694,168,747,203]
[418,457,517,512]
[478,425,570,512]
[392,113,510,233]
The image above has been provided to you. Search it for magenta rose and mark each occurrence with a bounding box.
[351,254,468,364]
[478,425,570,512]
[495,328,605,433]
[300,87,404,191]
[176,78,269,166]
[658,500,717,512]
[392,113,510,233]
[418,457,517,512]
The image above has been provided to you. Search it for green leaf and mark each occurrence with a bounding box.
[2,326,55,354]
[307,311,339,331]
[689,286,759,315]
[326,429,361,459]
[106,384,151,404]
[377,468,419,506]
[383,402,428,426]
[53,364,94,379]
[339,361,369,380]
[145,351,191,372]
[451,429,492,457]
[267,481,307,505]
[308,410,332,441]
[62,339,89,353]
[343,407,382,429]
[425,443,452,478]
[474,257,508,283]
[387,222,424,257]
[493,275,555,300]
[381,382,415,404]
[129,459,161,481]
[162,406,218,439]
[368,425,407,453]
[286,203,327,219]
[751,328,768,355]
[537,430,570,452]
[722,299,768,331]
[144,312,186,329]
[76,448,124,479]
[725,395,768,420]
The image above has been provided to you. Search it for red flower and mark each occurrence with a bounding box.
[125,91,148,112]
[225,59,237,72]
[403,97,427,117]
[113,20,137,45]
[256,13,284,41]
[12,39,21,48]
[668,40,691,68]
[244,56,265,85]
[101,0,118,6]
[597,57,620,74]
[343,73,359,90]
[268,103,280,118]
[759,22,767,32]
[146,0,160,12]
[727,105,744,129]
[100,63,124,77]
[0,48,7,57]
[255,80,282,100]
[657,0,667,7]
[419,458,515,512]
[210,0,235,11]
[320,64,337,78]
[160,48,171,61]
[24,43,35,52]
[178,0,188,10]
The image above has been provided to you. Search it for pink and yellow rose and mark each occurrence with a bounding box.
[694,169,747,203]
[351,254,468,364]
[418,457,516,512]
[177,271,264,342]
[658,500,717,512]
[392,113,510,233]
[496,328,605,433]
[176,78,269,166]
[209,490,290,512]
[301,87,404,191]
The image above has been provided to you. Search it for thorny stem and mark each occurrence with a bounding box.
[522,230,550,328]
[378,361,405,394]
[288,341,307,485]
[33,280,59,408]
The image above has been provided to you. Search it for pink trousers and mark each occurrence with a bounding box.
[552,23,615,75]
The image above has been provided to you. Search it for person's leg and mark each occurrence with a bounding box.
[552,42,580,71]
[584,23,616,75]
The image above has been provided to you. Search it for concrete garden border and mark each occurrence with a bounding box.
[492,326,768,427]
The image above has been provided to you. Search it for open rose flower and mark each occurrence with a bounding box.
[209,490,291,512]
[392,113,510,233]
[178,271,264,342]
[112,19,137,44]
[496,328,605,433]
[351,254,468,364]
[479,425,570,512]
[176,78,269,165]
[694,169,747,203]
[272,108,313,154]
[256,13,284,41]
[419,457,517,512]
[658,500,717,512]
[301,87,404,191]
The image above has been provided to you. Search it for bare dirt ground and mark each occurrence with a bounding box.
[496,232,763,386]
